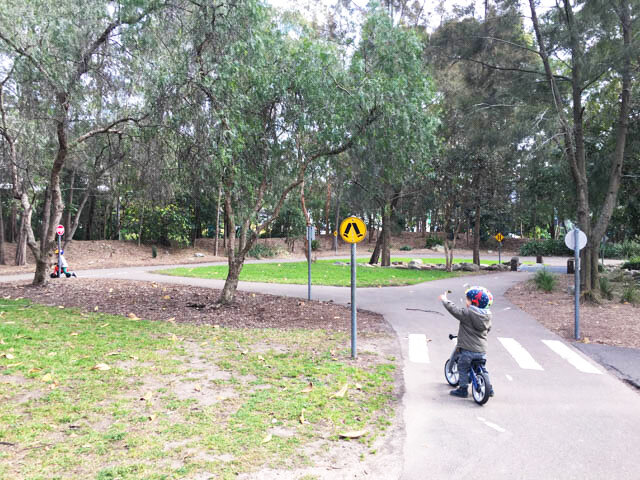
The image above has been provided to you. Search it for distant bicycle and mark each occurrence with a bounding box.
[444,334,492,405]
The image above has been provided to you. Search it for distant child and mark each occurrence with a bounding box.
[439,286,493,398]
[53,249,77,278]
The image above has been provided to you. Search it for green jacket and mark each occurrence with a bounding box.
[442,299,492,353]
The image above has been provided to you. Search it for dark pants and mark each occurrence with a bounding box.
[457,349,488,389]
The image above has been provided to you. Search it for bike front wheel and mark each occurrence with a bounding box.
[472,371,491,405]
[444,359,459,386]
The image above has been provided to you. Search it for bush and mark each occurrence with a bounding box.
[425,237,443,248]
[622,257,640,270]
[599,277,614,300]
[620,284,640,304]
[399,245,412,251]
[311,239,319,251]
[534,269,556,292]
[620,240,640,259]
[247,244,285,259]
[520,239,572,257]
[151,245,157,258]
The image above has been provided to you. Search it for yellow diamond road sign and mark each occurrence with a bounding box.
[340,217,366,244]
[495,233,504,243]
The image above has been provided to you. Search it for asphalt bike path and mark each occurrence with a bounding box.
[4,263,640,479]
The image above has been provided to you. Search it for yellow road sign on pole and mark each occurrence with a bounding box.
[495,233,504,243]
[339,217,366,244]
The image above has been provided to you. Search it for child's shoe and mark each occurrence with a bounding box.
[449,387,468,398]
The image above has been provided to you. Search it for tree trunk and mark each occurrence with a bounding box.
[9,202,17,243]
[220,257,244,304]
[214,185,221,256]
[324,182,331,234]
[333,186,342,251]
[86,196,95,240]
[381,207,391,267]
[65,169,76,234]
[138,207,144,247]
[64,187,91,249]
[369,230,382,264]
[473,206,481,265]
[15,213,27,266]
[0,196,5,265]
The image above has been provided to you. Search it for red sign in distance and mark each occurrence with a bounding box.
[56,224,65,236]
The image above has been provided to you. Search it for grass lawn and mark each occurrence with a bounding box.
[156,258,495,287]
[0,299,396,480]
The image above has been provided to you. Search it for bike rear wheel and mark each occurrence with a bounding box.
[472,371,490,405]
[444,359,459,386]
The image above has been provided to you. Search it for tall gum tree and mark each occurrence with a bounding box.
[0,0,158,284]
[349,6,439,267]
[525,0,634,294]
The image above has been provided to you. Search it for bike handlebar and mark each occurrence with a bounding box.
[449,334,457,340]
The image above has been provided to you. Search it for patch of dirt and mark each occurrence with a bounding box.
[506,274,640,349]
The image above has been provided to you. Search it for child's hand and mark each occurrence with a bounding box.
[439,292,448,301]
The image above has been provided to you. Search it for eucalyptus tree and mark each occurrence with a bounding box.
[488,0,638,294]
[173,2,377,303]
[348,6,438,267]
[426,2,538,264]
[0,0,159,284]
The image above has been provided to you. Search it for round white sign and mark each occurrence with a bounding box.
[564,229,587,251]
[56,224,65,236]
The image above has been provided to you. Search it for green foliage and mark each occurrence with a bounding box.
[620,285,640,304]
[269,203,307,239]
[121,203,191,247]
[425,237,444,248]
[620,240,640,259]
[520,239,572,257]
[311,239,320,251]
[247,244,285,259]
[151,245,157,258]
[399,245,412,251]
[599,277,614,300]
[622,257,640,270]
[534,269,556,292]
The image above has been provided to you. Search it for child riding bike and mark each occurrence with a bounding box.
[439,286,494,399]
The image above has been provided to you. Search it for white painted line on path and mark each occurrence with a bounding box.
[408,334,430,364]
[477,416,506,433]
[542,340,603,374]
[505,374,513,381]
[497,337,544,371]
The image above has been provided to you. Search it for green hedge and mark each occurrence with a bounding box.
[519,239,572,257]
[425,237,444,248]
[622,257,640,270]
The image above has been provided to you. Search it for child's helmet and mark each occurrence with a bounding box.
[465,286,493,309]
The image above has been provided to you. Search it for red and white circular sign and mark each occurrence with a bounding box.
[56,224,65,236]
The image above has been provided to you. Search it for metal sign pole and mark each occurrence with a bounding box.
[351,242,357,359]
[574,228,580,340]
[498,242,501,264]
[57,234,62,277]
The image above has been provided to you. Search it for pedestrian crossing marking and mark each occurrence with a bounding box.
[408,334,430,363]
[541,340,603,374]
[497,337,544,370]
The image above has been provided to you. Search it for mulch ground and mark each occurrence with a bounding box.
[506,274,640,349]
[0,279,392,334]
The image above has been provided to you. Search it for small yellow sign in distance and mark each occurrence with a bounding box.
[333,231,338,236]
[495,233,504,243]
[339,217,367,244]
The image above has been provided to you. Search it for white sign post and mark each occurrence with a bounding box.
[565,228,587,340]
[56,224,65,278]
